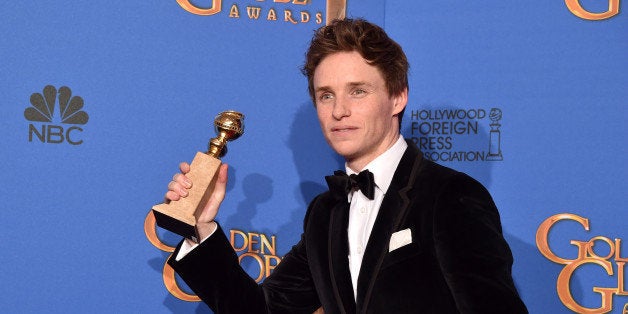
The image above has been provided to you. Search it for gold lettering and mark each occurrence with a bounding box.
[144,212,175,252]
[570,240,589,260]
[538,214,628,313]
[565,0,620,20]
[617,239,628,262]
[175,0,345,25]
[147,213,284,301]
[284,10,298,24]
[239,252,265,282]
[176,0,222,16]
[163,260,201,301]
[273,0,310,3]
[247,6,263,19]
[300,11,310,23]
[586,236,615,260]
[144,212,200,301]
[536,213,590,264]
[618,262,627,295]
[264,255,282,277]
[229,4,240,18]
[325,0,346,24]
[557,258,614,313]
[260,234,276,255]
[248,232,260,253]
[230,229,248,252]
[591,287,617,314]
[267,8,277,21]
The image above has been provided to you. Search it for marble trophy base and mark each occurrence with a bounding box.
[152,152,221,243]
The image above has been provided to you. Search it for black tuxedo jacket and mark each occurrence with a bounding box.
[169,140,528,313]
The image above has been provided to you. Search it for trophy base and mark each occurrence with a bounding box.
[152,208,199,243]
[151,152,222,243]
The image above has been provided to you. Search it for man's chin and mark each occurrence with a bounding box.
[328,142,353,154]
[332,147,358,161]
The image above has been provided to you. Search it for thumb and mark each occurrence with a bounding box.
[198,163,229,223]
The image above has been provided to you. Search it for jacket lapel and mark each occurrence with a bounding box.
[355,140,423,312]
[328,199,357,314]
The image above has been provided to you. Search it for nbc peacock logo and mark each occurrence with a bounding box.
[24,85,89,145]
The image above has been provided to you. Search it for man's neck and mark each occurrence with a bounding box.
[346,134,402,172]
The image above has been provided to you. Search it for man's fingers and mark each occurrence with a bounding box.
[163,161,193,203]
[172,173,192,189]
[164,190,182,202]
[167,173,191,196]
[179,162,191,174]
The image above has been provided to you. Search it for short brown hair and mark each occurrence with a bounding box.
[302,18,409,123]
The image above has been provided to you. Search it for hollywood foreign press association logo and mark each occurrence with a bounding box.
[24,85,89,145]
[407,106,504,162]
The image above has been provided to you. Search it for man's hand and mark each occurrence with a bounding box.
[165,162,229,241]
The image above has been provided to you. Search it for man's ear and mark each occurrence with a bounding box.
[392,88,408,115]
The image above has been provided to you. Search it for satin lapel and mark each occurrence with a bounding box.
[355,141,423,313]
[328,199,356,314]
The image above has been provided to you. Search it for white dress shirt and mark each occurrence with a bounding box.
[345,135,407,299]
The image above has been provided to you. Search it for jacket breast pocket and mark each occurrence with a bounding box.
[381,241,421,271]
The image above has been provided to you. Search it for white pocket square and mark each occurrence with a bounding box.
[389,228,412,252]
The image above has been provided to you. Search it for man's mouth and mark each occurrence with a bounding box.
[332,126,356,132]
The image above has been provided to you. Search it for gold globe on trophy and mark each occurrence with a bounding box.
[207,110,244,158]
[152,111,244,242]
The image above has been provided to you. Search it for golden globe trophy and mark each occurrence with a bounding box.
[152,110,244,243]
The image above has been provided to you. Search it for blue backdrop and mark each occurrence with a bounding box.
[1,0,626,313]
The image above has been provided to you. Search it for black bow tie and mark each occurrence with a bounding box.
[325,169,375,201]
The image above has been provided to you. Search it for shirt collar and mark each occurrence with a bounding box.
[345,136,408,194]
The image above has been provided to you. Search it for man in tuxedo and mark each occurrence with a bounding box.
[165,18,528,313]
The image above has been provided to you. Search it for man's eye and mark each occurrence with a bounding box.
[352,89,366,96]
[319,93,334,101]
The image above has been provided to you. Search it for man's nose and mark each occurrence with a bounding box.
[332,97,350,120]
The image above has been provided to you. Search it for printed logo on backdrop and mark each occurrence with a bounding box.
[407,107,503,163]
[176,0,346,24]
[537,213,628,313]
[565,0,620,20]
[24,85,89,145]
[144,213,281,301]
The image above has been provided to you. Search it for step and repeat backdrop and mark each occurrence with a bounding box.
[1,0,626,313]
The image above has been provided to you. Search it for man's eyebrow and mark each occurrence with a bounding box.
[314,86,332,94]
[348,81,375,89]
[315,82,373,93]
[348,81,368,86]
